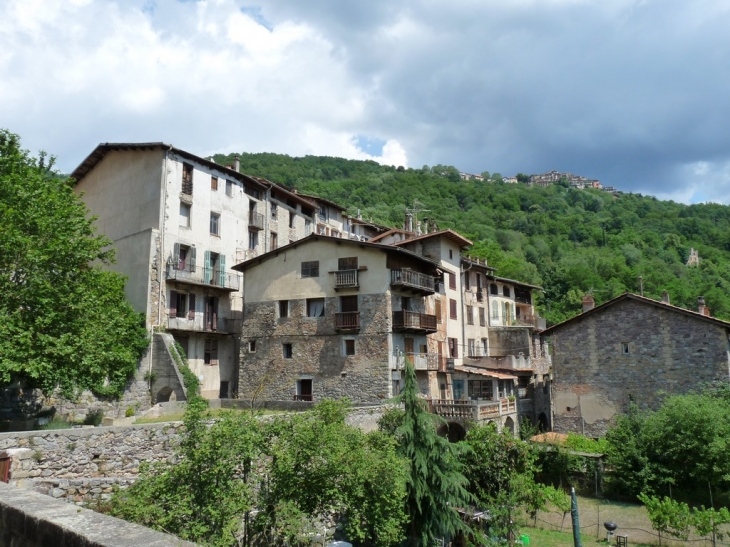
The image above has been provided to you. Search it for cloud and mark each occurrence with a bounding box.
[2,0,730,203]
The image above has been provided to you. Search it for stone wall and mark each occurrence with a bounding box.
[0,422,183,484]
[548,298,730,436]
[0,481,197,547]
[239,293,393,404]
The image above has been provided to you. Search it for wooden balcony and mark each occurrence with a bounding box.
[334,269,359,290]
[334,311,360,331]
[429,398,517,422]
[248,211,264,230]
[391,269,436,295]
[392,310,437,333]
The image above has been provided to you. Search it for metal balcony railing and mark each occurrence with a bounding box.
[334,311,360,330]
[334,269,359,289]
[392,310,437,333]
[167,316,235,334]
[248,211,264,230]
[166,263,241,291]
[391,269,436,294]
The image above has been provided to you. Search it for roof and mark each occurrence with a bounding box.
[542,292,730,335]
[487,274,543,291]
[392,229,473,249]
[461,256,496,272]
[369,228,414,243]
[231,233,444,273]
[452,366,518,380]
[71,142,316,210]
[294,191,348,211]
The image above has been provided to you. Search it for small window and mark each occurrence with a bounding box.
[448,337,459,358]
[465,272,471,290]
[289,211,295,229]
[226,180,233,197]
[182,163,193,195]
[283,343,293,359]
[271,203,278,219]
[490,283,499,295]
[622,343,630,354]
[468,339,476,357]
[248,340,256,352]
[338,257,358,270]
[279,300,289,318]
[248,230,258,250]
[466,305,474,325]
[344,339,356,356]
[211,176,218,191]
[301,261,319,278]
[449,249,453,259]
[179,202,191,227]
[210,212,220,236]
[448,272,456,290]
[204,339,218,366]
[270,232,278,250]
[449,298,457,320]
[306,298,325,317]
[482,338,488,355]
[479,307,486,327]
[503,286,511,298]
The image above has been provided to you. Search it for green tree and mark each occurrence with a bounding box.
[394,361,472,547]
[0,130,147,397]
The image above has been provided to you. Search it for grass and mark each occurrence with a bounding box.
[520,526,654,547]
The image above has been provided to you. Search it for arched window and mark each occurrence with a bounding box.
[503,286,511,298]
[490,283,498,295]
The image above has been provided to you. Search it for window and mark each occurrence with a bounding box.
[289,211,295,229]
[453,380,465,400]
[490,283,499,295]
[203,251,225,286]
[219,381,230,399]
[448,272,456,290]
[169,291,195,319]
[482,338,488,355]
[466,305,474,325]
[469,380,493,400]
[344,339,356,356]
[468,339,476,357]
[271,203,278,219]
[226,180,233,197]
[301,261,319,278]
[296,378,312,401]
[182,163,193,195]
[449,249,453,259]
[279,300,289,318]
[283,343,293,359]
[305,219,312,234]
[491,301,500,320]
[338,257,358,270]
[210,212,220,236]
[173,243,195,271]
[435,299,442,324]
[211,176,218,191]
[270,232,278,250]
[449,298,457,320]
[503,286,511,297]
[179,202,191,227]
[340,295,358,312]
[448,337,459,358]
[622,343,630,354]
[245,185,261,200]
[248,340,256,352]
[204,339,218,366]
[306,298,325,317]
[248,230,258,250]
[479,307,486,327]
[465,272,470,290]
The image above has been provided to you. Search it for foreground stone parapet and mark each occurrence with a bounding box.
[0,481,197,546]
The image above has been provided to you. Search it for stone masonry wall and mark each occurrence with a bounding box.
[239,293,392,404]
[0,422,183,485]
[549,298,730,436]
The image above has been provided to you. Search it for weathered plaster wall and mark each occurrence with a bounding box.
[549,299,730,436]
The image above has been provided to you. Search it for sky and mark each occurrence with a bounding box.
[2,0,730,204]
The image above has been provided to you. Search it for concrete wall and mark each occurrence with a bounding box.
[0,481,197,547]
[548,298,730,436]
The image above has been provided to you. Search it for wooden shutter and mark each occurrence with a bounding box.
[218,254,226,287]
[173,243,180,269]
[204,251,212,284]
[188,293,196,319]
[189,246,196,270]
[449,298,457,319]
[169,290,178,318]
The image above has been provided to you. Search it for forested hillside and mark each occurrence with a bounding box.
[215,152,730,325]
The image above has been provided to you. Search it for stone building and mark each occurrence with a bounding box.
[233,234,442,404]
[542,292,730,436]
[71,143,343,401]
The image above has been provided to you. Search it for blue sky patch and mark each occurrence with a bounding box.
[355,135,385,157]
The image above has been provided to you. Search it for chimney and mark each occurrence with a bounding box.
[661,290,670,304]
[698,296,706,315]
[234,155,240,172]
[405,212,413,232]
[582,294,595,313]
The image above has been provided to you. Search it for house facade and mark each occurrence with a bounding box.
[542,293,730,436]
[72,143,342,400]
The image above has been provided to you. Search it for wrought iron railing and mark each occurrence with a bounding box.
[166,263,241,290]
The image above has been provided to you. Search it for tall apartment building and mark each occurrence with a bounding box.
[71,143,343,400]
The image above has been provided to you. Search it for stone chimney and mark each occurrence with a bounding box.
[698,296,706,315]
[661,290,670,304]
[582,294,595,313]
[234,155,240,172]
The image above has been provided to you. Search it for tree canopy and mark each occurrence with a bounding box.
[0,130,148,397]
[215,151,730,325]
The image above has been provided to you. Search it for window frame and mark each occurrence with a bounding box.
[210,212,221,236]
[449,298,457,320]
[306,298,325,318]
[283,343,293,359]
[211,175,218,191]
[344,339,356,356]
[279,300,289,318]
[301,261,320,278]
[179,202,191,228]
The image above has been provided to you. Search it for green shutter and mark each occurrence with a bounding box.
[218,254,226,287]
[204,251,212,284]
[189,246,197,270]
